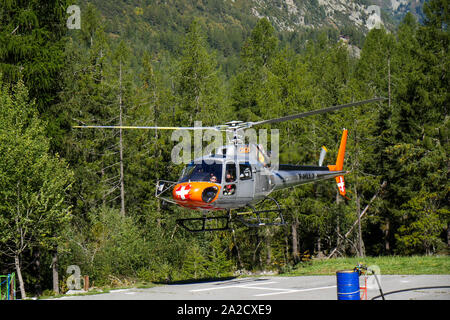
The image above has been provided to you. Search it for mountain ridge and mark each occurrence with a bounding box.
[78,0,426,75]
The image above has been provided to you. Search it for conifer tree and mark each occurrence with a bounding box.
[176,19,225,126]
[232,18,278,121]
[0,0,70,152]
[61,21,124,216]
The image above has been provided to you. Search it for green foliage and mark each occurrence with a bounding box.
[0,0,448,296]
[232,18,279,120]
[61,207,152,285]
[175,19,227,126]
[181,243,209,280]
[395,192,449,255]
[0,78,73,298]
[0,0,69,151]
[284,255,450,275]
[206,235,234,278]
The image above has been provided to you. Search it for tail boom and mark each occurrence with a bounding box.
[268,129,349,197]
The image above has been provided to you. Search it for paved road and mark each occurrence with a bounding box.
[54,275,450,300]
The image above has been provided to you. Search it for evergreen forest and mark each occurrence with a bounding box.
[0,0,448,298]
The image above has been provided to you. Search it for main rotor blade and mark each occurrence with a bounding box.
[251,97,385,127]
[72,125,220,131]
[73,97,385,132]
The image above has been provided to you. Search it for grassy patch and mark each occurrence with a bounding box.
[281,255,450,276]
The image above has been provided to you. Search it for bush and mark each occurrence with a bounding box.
[61,207,154,286]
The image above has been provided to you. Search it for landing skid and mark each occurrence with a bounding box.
[235,197,286,228]
[176,213,232,233]
[176,197,286,232]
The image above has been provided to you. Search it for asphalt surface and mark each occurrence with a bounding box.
[54,275,450,300]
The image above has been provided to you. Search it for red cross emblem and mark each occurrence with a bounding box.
[175,184,191,200]
[337,176,346,194]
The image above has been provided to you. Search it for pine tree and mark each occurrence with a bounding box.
[356,7,449,254]
[182,243,208,280]
[231,18,279,121]
[60,22,124,216]
[0,0,69,151]
[206,235,233,278]
[175,19,225,126]
[388,5,449,254]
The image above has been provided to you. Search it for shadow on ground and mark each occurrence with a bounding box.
[153,276,237,285]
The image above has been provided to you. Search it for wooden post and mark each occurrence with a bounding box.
[83,275,89,292]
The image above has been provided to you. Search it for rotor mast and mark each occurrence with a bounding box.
[225,122,243,145]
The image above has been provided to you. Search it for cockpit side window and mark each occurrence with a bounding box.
[239,163,252,180]
[225,163,236,183]
[179,161,222,183]
[223,162,237,196]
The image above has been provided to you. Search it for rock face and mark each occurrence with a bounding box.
[248,0,424,32]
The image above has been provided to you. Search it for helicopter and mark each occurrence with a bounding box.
[74,97,385,232]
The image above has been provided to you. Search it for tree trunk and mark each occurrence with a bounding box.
[284,226,290,265]
[353,118,364,258]
[33,249,42,296]
[52,251,59,294]
[447,223,450,248]
[291,215,300,263]
[384,218,391,253]
[355,188,365,257]
[14,254,26,299]
[154,91,161,223]
[388,55,391,109]
[327,181,387,259]
[253,233,262,268]
[231,226,243,269]
[118,61,126,216]
[336,190,342,254]
[265,229,272,266]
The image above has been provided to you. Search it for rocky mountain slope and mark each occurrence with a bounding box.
[247,0,425,32]
[81,0,426,72]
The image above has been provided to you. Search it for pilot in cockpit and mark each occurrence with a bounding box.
[224,171,236,195]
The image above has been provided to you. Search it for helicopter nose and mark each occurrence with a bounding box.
[173,182,220,205]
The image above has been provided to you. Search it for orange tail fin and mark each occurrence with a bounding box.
[328,129,348,197]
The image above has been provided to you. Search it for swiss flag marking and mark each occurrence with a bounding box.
[175,184,191,200]
[337,176,345,194]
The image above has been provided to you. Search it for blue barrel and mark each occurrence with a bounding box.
[336,270,360,300]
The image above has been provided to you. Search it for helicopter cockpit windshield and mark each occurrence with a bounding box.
[179,161,223,184]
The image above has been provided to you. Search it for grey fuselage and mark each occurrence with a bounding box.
[177,143,345,210]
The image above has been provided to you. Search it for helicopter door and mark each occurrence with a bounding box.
[222,162,237,201]
[236,162,254,202]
